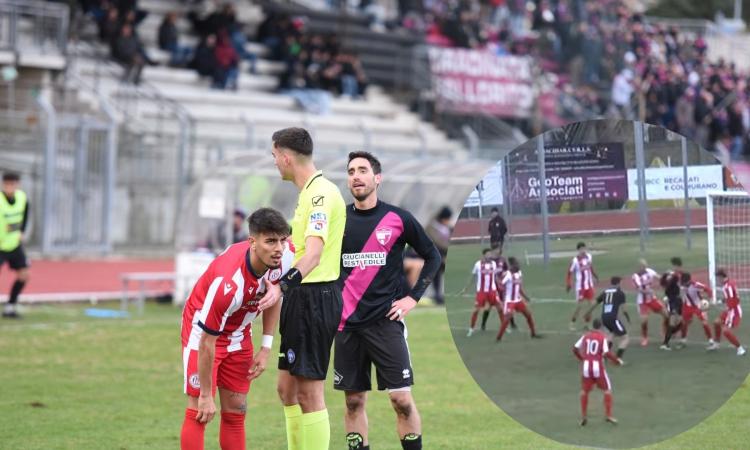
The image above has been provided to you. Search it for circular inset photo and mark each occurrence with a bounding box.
[445,120,750,449]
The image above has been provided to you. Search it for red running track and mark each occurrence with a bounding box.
[0,258,173,302]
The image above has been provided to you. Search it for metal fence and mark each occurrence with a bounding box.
[463,120,722,264]
[0,0,69,55]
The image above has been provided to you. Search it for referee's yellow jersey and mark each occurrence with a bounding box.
[291,170,346,283]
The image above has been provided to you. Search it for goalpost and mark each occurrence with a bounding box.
[707,190,750,303]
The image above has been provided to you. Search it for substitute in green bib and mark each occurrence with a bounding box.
[271,127,346,450]
[0,172,30,318]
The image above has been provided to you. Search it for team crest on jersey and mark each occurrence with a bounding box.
[402,369,411,379]
[268,269,281,282]
[333,370,343,385]
[375,227,392,245]
[189,373,200,389]
[287,349,296,364]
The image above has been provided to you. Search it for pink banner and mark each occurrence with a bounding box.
[428,47,535,118]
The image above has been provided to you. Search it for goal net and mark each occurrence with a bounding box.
[707,190,750,302]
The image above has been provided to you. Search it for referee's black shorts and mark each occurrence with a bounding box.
[278,281,343,380]
[603,316,627,337]
[0,245,29,270]
[333,317,413,392]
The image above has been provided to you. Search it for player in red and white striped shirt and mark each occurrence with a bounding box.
[496,257,538,341]
[708,269,746,355]
[678,272,714,346]
[632,259,668,347]
[462,249,503,336]
[573,318,623,426]
[567,242,599,331]
[180,208,294,450]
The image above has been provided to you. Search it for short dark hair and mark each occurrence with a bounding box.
[507,256,519,270]
[681,272,692,284]
[272,127,313,156]
[2,172,20,182]
[716,268,728,278]
[482,248,492,255]
[437,206,452,221]
[592,318,602,330]
[576,242,586,250]
[491,207,499,213]
[348,151,382,174]
[247,208,290,236]
[610,276,621,286]
[670,256,682,267]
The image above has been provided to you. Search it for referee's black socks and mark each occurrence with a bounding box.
[401,433,422,450]
[9,280,25,304]
[481,310,490,329]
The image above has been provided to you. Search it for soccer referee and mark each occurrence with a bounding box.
[272,127,346,450]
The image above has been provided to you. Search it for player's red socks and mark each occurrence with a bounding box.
[579,391,588,417]
[714,323,723,342]
[523,312,537,336]
[181,408,205,450]
[641,323,648,339]
[680,321,688,339]
[219,412,246,450]
[724,330,741,348]
[497,318,510,341]
[702,323,712,339]
[604,392,613,418]
[470,311,478,329]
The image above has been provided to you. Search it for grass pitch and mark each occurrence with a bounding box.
[0,231,748,449]
[445,231,750,449]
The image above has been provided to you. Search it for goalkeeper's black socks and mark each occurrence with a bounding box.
[510,317,517,329]
[9,279,25,304]
[481,310,490,329]
[616,348,625,358]
[401,433,422,450]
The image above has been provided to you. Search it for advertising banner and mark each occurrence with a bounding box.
[626,165,724,200]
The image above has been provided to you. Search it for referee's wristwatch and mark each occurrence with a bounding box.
[280,268,303,293]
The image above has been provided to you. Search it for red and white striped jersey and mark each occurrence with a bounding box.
[569,253,595,291]
[181,241,294,352]
[472,260,498,293]
[722,279,741,309]
[574,330,611,378]
[501,270,524,303]
[683,281,711,307]
[632,268,659,304]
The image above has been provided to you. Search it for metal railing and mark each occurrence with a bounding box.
[0,0,69,55]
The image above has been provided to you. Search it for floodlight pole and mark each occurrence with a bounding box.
[537,134,550,266]
[681,135,692,250]
[634,121,648,253]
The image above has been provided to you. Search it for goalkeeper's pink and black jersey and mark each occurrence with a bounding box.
[337,200,441,331]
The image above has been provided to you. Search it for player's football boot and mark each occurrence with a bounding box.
[467,328,474,337]
[659,344,672,351]
[606,417,618,425]
[640,337,648,347]
[737,346,746,356]
[569,322,577,331]
[579,418,587,426]
[706,342,720,351]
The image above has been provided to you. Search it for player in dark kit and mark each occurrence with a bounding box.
[584,277,630,360]
[660,270,684,351]
[335,152,441,450]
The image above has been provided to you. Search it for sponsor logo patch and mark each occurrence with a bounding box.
[287,349,296,364]
[309,212,328,232]
[312,196,324,206]
[402,369,411,379]
[223,283,233,295]
[342,252,387,270]
[333,370,343,385]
